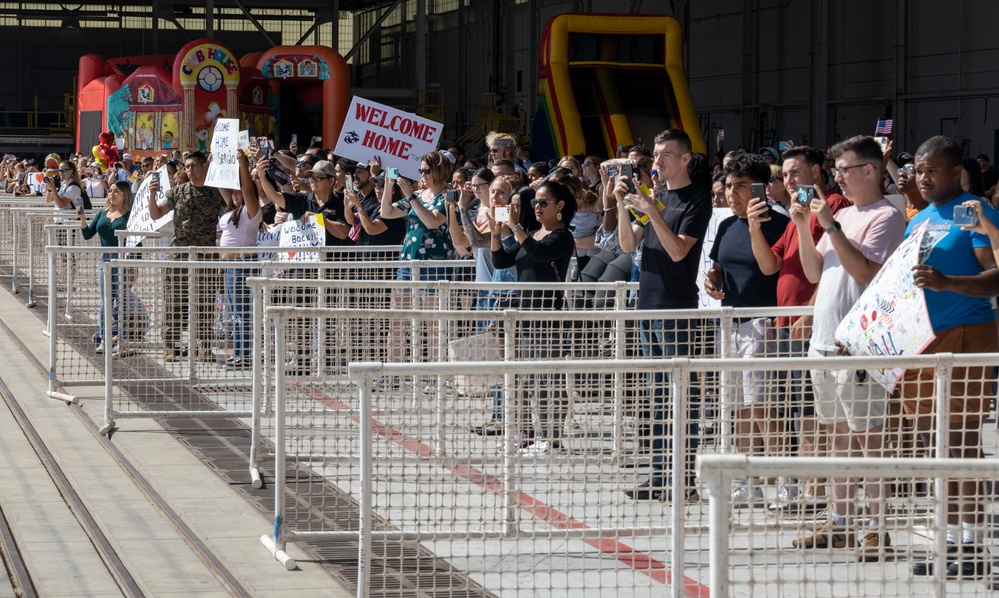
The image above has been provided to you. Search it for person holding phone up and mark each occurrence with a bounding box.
[76,180,133,355]
[47,161,84,212]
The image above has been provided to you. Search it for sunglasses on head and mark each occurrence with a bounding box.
[530,199,552,208]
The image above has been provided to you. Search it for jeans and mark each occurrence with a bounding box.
[96,259,119,344]
[225,267,256,359]
[639,318,700,486]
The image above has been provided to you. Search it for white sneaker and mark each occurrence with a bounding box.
[768,481,801,511]
[731,482,764,507]
[519,440,562,457]
[95,342,105,354]
[111,344,134,359]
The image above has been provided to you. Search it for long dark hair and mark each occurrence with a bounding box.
[513,186,540,232]
[538,180,577,225]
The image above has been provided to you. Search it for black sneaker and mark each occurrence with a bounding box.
[225,357,250,369]
[625,480,667,501]
[912,542,958,576]
[947,545,990,579]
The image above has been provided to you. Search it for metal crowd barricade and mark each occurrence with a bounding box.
[43,244,410,404]
[95,253,470,435]
[270,340,998,597]
[245,282,811,488]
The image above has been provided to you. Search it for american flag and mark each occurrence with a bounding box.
[875,119,893,136]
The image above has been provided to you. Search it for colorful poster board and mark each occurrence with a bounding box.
[835,221,936,390]
[277,215,326,262]
[334,97,443,180]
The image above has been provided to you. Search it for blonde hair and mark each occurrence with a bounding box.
[485,131,517,160]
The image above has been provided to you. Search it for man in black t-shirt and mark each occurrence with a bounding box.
[616,128,712,502]
[704,153,788,504]
[343,162,405,246]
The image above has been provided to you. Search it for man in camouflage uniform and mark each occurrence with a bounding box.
[149,152,228,361]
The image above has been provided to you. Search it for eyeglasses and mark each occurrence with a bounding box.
[582,162,595,168]
[488,148,501,153]
[58,168,69,173]
[418,168,432,175]
[769,176,783,183]
[897,164,915,176]
[312,175,331,181]
[471,182,488,188]
[830,163,869,177]
[530,199,552,208]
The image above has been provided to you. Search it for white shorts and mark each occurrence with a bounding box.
[726,317,775,408]
[808,346,886,431]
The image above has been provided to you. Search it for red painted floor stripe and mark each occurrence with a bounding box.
[307,389,710,596]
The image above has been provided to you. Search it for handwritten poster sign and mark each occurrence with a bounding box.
[26,172,46,194]
[125,166,174,248]
[204,118,240,190]
[256,227,281,260]
[277,215,326,262]
[835,221,935,391]
[334,96,443,181]
[697,207,733,309]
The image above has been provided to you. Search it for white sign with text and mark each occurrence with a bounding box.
[204,118,241,190]
[125,166,174,248]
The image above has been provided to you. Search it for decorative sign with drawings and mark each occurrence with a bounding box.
[835,221,935,391]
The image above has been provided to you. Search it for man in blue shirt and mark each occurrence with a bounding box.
[905,135,999,580]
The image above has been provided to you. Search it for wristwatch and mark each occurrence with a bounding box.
[512,224,523,234]
[825,220,842,234]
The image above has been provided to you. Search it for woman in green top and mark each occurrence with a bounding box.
[75,180,133,354]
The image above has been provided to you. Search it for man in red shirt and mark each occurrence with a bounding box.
[746,145,849,513]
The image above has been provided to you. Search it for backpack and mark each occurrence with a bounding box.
[68,181,93,210]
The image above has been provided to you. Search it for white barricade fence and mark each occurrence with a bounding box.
[699,455,999,597]
[42,244,410,403]
[257,319,999,596]
[245,286,812,490]
[95,254,470,435]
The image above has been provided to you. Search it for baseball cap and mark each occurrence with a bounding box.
[345,161,370,174]
[122,153,132,160]
[304,160,337,178]
[896,151,914,164]
[758,147,780,162]
[370,174,385,186]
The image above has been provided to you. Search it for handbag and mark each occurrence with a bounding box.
[447,330,504,392]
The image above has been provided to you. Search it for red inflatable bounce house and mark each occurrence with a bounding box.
[76,39,350,159]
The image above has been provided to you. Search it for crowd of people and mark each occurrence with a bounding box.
[4,125,999,578]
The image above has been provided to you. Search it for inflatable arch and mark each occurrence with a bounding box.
[535,14,704,160]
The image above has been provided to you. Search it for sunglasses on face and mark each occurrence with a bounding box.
[897,165,915,175]
[418,168,432,175]
[58,168,69,173]
[312,175,330,181]
[530,199,552,208]
[295,161,308,167]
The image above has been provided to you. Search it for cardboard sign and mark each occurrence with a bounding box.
[125,166,174,248]
[256,226,281,260]
[334,96,443,181]
[277,214,326,262]
[204,118,241,190]
[835,221,935,391]
[697,207,733,309]
[26,172,47,194]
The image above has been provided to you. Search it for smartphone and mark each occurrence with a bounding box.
[445,189,459,204]
[345,174,354,190]
[875,136,889,153]
[291,134,298,145]
[387,167,399,180]
[751,183,770,218]
[718,129,725,141]
[494,206,509,222]
[796,184,815,205]
[778,141,789,151]
[953,205,978,227]
[312,136,322,144]
[260,144,270,159]
[249,136,258,148]
[619,162,633,181]
[397,198,412,211]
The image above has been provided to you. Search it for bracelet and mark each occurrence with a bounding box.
[603,206,614,212]
[512,224,523,234]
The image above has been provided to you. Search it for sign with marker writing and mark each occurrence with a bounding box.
[277,214,326,262]
[334,96,443,180]
[835,221,935,391]
[204,118,240,190]
[125,166,174,248]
